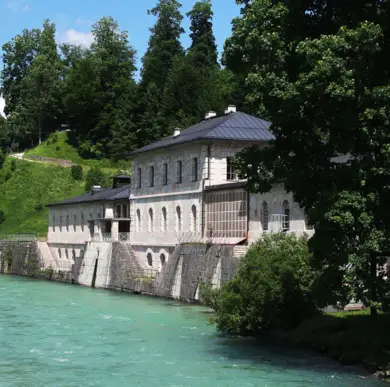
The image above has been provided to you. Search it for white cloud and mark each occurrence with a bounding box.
[0,95,6,119]
[61,29,94,47]
[7,0,31,12]
[62,28,94,47]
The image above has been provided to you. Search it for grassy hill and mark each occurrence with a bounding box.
[24,131,131,174]
[0,158,85,237]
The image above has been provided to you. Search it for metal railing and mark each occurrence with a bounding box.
[119,233,129,241]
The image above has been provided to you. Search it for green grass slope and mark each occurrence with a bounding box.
[24,131,131,174]
[0,158,85,237]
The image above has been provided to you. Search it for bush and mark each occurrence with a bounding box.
[207,234,318,334]
[10,158,16,171]
[0,149,5,169]
[0,210,5,224]
[71,164,83,180]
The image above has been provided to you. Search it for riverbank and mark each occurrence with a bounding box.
[287,310,390,380]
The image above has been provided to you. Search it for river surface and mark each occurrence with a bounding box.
[0,275,387,387]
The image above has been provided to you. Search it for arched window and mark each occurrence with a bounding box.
[66,215,69,231]
[58,248,62,259]
[65,249,69,260]
[73,214,77,232]
[282,200,290,231]
[161,207,168,232]
[191,205,197,232]
[176,206,182,232]
[148,208,154,232]
[98,212,101,219]
[59,216,63,232]
[147,252,153,267]
[81,213,85,232]
[136,209,141,232]
[160,253,166,266]
[261,201,269,231]
[52,215,55,232]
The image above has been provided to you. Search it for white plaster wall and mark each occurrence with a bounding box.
[248,183,314,243]
[47,202,104,244]
[131,245,174,272]
[130,192,202,246]
[48,243,85,270]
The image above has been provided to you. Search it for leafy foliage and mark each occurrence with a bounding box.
[71,164,83,180]
[84,166,110,192]
[0,149,5,169]
[206,234,318,334]
[0,210,5,224]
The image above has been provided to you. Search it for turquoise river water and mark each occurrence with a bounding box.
[0,275,387,387]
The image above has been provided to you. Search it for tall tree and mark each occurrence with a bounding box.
[63,17,137,160]
[162,0,232,131]
[227,0,390,314]
[23,20,63,144]
[136,0,184,146]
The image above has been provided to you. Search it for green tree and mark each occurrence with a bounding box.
[136,0,184,146]
[23,20,64,144]
[228,1,390,315]
[206,234,317,333]
[63,17,137,159]
[85,166,109,192]
[0,148,5,169]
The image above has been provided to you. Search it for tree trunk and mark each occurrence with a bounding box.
[370,254,378,318]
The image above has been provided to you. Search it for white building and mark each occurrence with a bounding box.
[129,106,313,270]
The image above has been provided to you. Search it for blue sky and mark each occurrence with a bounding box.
[0,0,241,77]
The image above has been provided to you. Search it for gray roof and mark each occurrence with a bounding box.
[47,185,131,207]
[130,111,274,156]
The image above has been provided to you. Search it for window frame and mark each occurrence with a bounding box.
[149,165,155,187]
[226,157,237,181]
[162,163,168,186]
[192,157,198,182]
[176,160,183,184]
[137,167,142,189]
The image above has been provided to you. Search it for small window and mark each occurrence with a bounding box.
[161,207,168,232]
[226,157,237,181]
[66,215,70,231]
[122,204,128,218]
[191,205,197,232]
[149,166,155,187]
[52,215,55,232]
[136,209,141,232]
[137,167,142,188]
[192,158,198,182]
[262,202,269,231]
[163,163,168,186]
[160,253,166,266]
[282,200,290,231]
[147,253,153,267]
[58,248,62,259]
[81,213,85,232]
[115,204,121,218]
[59,216,63,232]
[176,161,183,184]
[148,208,154,232]
[73,214,77,232]
[176,206,182,232]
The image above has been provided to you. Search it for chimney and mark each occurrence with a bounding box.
[224,105,237,114]
[173,128,181,138]
[205,111,217,120]
[91,185,101,195]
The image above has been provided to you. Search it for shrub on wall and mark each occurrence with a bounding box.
[207,233,318,334]
[71,164,83,180]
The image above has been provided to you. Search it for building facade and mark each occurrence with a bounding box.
[129,106,313,270]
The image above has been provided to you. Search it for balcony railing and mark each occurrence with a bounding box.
[90,233,130,242]
[119,233,129,241]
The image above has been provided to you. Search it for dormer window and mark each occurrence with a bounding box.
[226,157,237,180]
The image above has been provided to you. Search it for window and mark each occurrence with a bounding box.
[147,253,153,267]
[226,157,237,180]
[136,209,141,232]
[115,204,121,218]
[137,167,142,188]
[52,216,55,232]
[122,204,128,218]
[261,201,269,231]
[73,214,77,232]
[176,161,183,183]
[160,253,166,266]
[161,207,168,232]
[58,248,62,259]
[282,200,290,231]
[163,163,168,186]
[192,158,198,182]
[191,205,197,232]
[149,166,155,187]
[176,206,182,232]
[148,208,154,232]
[66,215,69,231]
[81,213,85,232]
[59,216,63,232]
[65,249,69,260]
